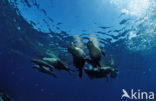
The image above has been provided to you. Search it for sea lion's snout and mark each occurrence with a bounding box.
[31,59,37,63]
[70,42,74,46]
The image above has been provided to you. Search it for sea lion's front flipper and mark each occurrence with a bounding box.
[101,50,106,56]
[69,69,75,73]
[78,68,83,78]
[49,73,57,78]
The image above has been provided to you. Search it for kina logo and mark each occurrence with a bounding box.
[121,89,155,100]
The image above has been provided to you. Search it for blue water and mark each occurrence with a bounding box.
[0,0,156,101]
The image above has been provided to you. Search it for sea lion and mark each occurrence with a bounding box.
[31,58,54,71]
[87,40,105,68]
[68,42,88,78]
[32,65,57,78]
[41,57,74,74]
[104,55,117,78]
[84,66,117,81]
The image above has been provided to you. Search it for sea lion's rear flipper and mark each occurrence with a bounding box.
[70,69,75,72]
[97,62,101,68]
[68,69,75,75]
[106,76,109,82]
[65,68,73,75]
[48,67,54,72]
[79,72,82,78]
[39,64,44,69]
[101,51,106,56]
[78,68,83,78]
[67,70,72,75]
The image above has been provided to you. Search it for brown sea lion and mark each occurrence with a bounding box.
[84,66,117,81]
[87,40,105,68]
[42,57,74,74]
[68,42,88,78]
[32,65,57,78]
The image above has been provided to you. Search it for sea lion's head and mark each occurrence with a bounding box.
[70,42,74,46]
[87,40,94,49]
[68,42,75,52]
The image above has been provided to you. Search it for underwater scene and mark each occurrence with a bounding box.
[0,0,156,101]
